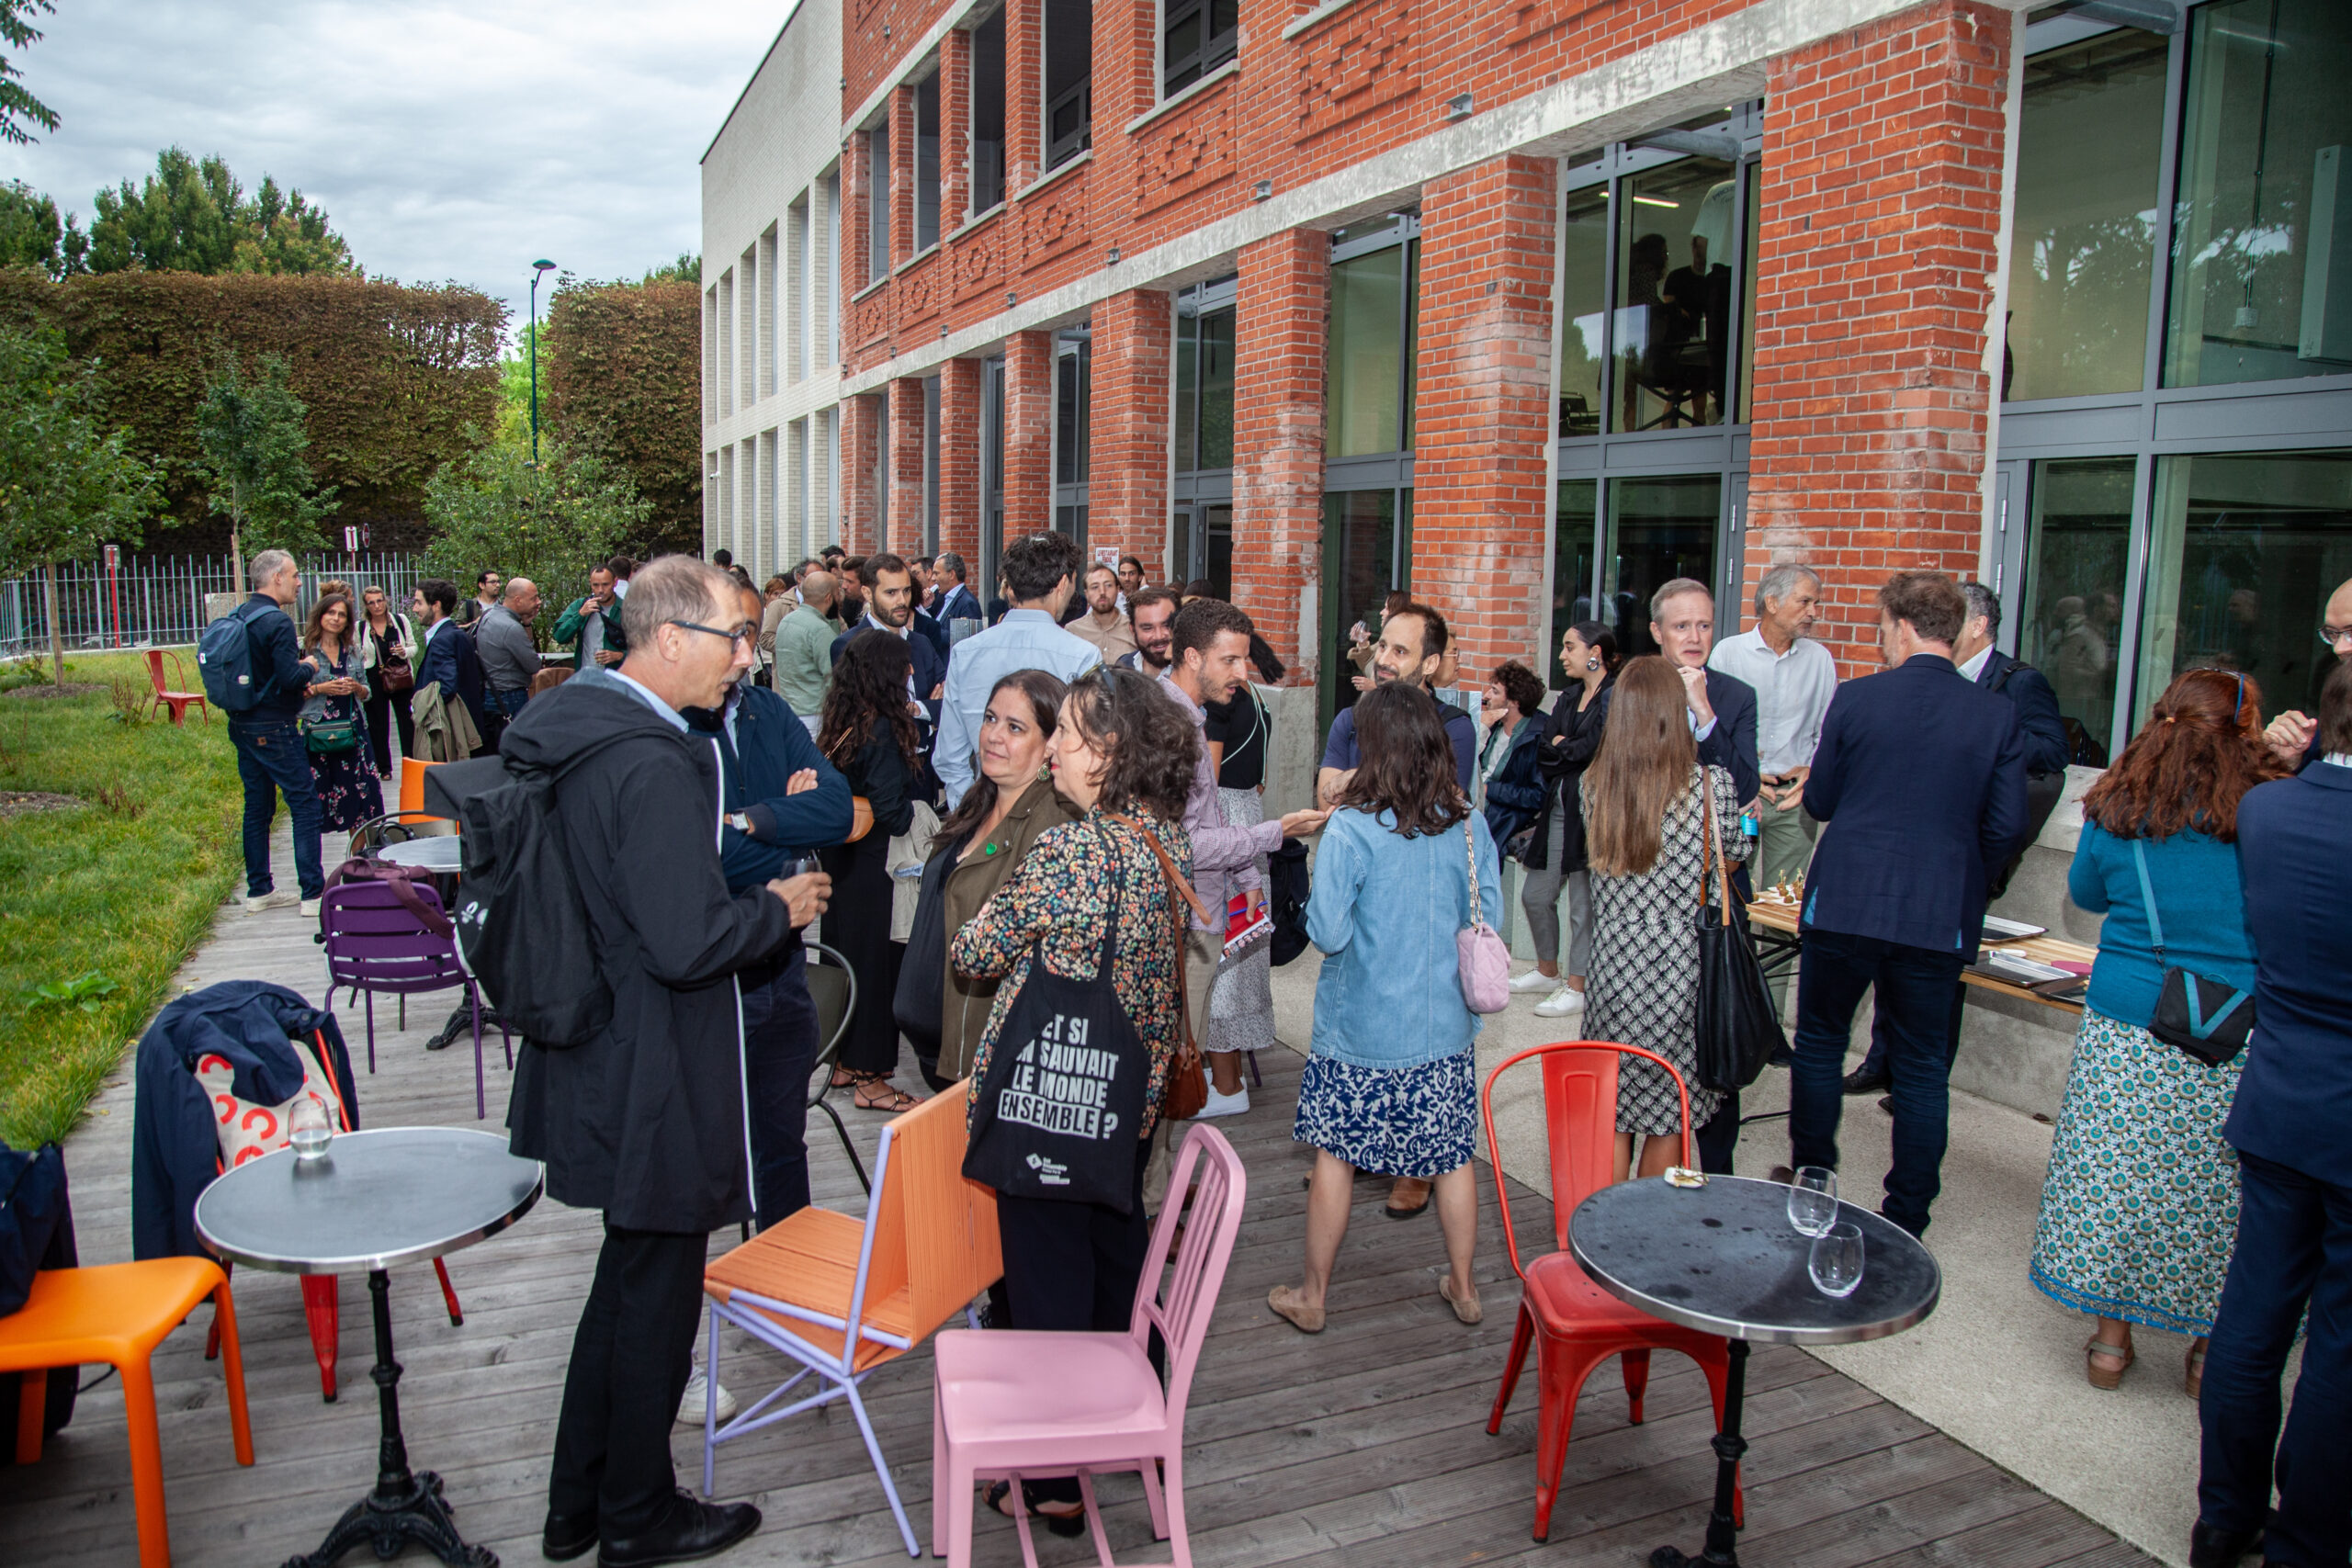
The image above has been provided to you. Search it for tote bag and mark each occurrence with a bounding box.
[1692,779,1786,1093]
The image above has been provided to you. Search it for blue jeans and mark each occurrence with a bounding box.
[1788,930,1966,1236]
[229,717,323,899]
[2198,1148,2352,1568]
[741,946,820,1231]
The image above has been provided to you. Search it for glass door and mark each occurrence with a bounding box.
[1318,488,1410,730]
[1602,473,1723,657]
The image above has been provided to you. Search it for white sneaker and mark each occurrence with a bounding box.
[1533,985,1588,1018]
[1508,970,1557,994]
[677,1371,738,1426]
[1193,1084,1250,1119]
[299,897,322,919]
[244,890,298,913]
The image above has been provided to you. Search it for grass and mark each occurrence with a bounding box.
[0,649,245,1148]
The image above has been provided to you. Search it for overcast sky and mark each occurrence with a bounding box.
[1,0,794,335]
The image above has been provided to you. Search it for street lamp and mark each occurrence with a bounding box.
[528,259,556,465]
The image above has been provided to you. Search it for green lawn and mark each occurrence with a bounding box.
[0,649,246,1148]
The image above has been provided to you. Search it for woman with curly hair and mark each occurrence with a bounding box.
[817,628,926,1110]
[2030,667,2288,1393]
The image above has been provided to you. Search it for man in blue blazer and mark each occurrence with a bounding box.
[413,577,490,746]
[829,551,946,729]
[2193,659,2352,1568]
[1786,571,2028,1236]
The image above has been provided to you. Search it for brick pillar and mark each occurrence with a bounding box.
[889,84,917,270]
[1748,0,2011,675]
[1093,0,1156,141]
[1089,289,1173,579]
[1003,329,1053,539]
[889,376,928,557]
[842,392,884,553]
[1004,0,1042,195]
[1231,230,1329,682]
[1411,154,1557,682]
[942,28,971,234]
[846,130,876,312]
[940,358,982,565]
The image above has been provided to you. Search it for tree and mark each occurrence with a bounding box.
[0,178,84,277]
[89,148,357,276]
[542,277,701,556]
[424,434,647,641]
[0,0,59,147]
[0,327,162,682]
[194,352,337,590]
[642,252,700,286]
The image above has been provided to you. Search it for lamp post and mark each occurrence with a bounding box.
[528,259,556,465]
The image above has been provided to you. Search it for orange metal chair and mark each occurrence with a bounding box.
[2,1258,254,1568]
[141,649,209,725]
[1481,1041,1739,1541]
[698,1081,1001,1558]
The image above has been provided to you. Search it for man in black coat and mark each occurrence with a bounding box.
[1787,571,2028,1238]
[503,557,830,1568]
[829,550,945,730]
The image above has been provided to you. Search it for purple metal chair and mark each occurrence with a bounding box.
[318,881,511,1119]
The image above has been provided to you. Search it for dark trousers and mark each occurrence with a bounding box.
[741,950,820,1230]
[1853,979,1970,1080]
[480,686,528,755]
[363,677,413,777]
[2198,1148,2352,1568]
[548,1223,707,1537]
[1788,930,1967,1237]
[229,717,324,899]
[818,833,906,1077]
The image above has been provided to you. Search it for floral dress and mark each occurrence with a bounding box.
[303,640,385,833]
[949,808,1192,1143]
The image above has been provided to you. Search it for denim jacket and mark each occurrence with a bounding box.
[1306,807,1502,1069]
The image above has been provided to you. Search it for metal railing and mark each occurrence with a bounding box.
[0,554,429,659]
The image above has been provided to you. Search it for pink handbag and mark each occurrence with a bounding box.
[1456,818,1512,1014]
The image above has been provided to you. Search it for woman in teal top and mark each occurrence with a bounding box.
[2030,669,2286,1395]
[1268,685,1501,1337]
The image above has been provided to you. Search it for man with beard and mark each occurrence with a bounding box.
[830,551,945,735]
[1120,587,1179,673]
[1069,562,1140,662]
[1317,602,1477,808]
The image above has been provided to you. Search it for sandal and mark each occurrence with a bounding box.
[985,1481,1086,1538]
[1385,1177,1432,1220]
[2085,1333,2134,1390]
[1267,1283,1326,1335]
[1441,1277,1483,1325]
[851,1075,920,1112]
[2186,1338,2207,1399]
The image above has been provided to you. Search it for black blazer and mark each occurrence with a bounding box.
[1801,653,2029,959]
[1593,666,1759,805]
[1975,649,2071,776]
[831,619,946,729]
[416,617,488,730]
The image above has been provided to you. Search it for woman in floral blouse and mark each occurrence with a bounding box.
[947,664,1197,1531]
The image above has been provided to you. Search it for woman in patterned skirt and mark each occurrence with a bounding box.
[298,592,384,834]
[1578,656,1748,1179]
[2030,667,2285,1393]
[1269,684,1502,1334]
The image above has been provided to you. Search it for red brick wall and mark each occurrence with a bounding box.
[939,356,982,565]
[1411,154,1558,684]
[889,375,928,556]
[1746,0,2011,676]
[1230,230,1329,683]
[1003,329,1053,541]
[1088,288,1173,580]
[841,392,884,553]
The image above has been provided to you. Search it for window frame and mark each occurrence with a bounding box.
[1161,0,1237,99]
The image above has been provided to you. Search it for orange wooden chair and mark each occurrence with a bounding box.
[141,649,209,725]
[698,1082,1001,1558]
[2,1258,254,1568]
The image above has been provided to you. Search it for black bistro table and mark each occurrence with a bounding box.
[1567,1174,1940,1568]
[194,1126,543,1568]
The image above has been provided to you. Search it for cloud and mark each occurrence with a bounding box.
[0,0,789,329]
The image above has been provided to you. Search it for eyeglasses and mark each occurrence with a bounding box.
[669,619,757,651]
[2322,624,2352,649]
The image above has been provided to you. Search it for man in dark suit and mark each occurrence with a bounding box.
[932,550,983,633]
[829,551,945,733]
[2192,659,2352,1568]
[1785,571,2028,1237]
[413,577,490,745]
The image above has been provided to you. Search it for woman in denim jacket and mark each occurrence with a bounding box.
[1269,684,1502,1335]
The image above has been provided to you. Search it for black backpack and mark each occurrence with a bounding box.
[431,754,614,1048]
[1268,837,1312,966]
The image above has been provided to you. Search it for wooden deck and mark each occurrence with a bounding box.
[0,887,2161,1568]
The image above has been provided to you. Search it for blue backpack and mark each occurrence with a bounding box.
[197,600,277,714]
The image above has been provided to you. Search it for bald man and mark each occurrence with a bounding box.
[772,570,839,730]
[475,576,545,751]
[2266,575,2352,771]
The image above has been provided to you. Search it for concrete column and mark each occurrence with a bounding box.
[1088,289,1174,581]
[1231,230,1329,682]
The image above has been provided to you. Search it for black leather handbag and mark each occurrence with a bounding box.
[1692,783,1786,1095]
[2132,839,2254,1066]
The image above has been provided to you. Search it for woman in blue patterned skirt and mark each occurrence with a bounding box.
[1269,683,1501,1335]
[2030,667,2287,1393]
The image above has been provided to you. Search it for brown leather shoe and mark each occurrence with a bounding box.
[1385,1177,1432,1219]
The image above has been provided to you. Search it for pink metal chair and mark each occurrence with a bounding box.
[317,881,509,1118]
[929,1122,1249,1568]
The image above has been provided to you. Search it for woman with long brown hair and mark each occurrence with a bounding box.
[2030,667,2287,1393]
[1578,655,1749,1179]
[297,592,384,831]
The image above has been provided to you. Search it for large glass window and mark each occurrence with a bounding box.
[1046,0,1092,171]
[1602,474,1721,657]
[2019,457,2134,765]
[2139,448,2352,722]
[1552,480,1600,685]
[1054,326,1091,549]
[971,9,1006,214]
[1616,156,1736,431]
[1163,0,1237,97]
[915,72,941,253]
[1737,159,1760,422]
[1319,487,1412,727]
[1175,282,1236,472]
[2165,0,2352,388]
[866,122,890,282]
[1558,186,1608,436]
[1327,220,1419,457]
[2007,28,2166,401]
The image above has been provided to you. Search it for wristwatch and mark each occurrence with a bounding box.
[725,811,753,834]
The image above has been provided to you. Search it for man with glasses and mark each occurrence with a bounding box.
[2263,576,2352,771]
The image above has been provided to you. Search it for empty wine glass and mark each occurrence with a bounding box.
[1809,1221,1864,1298]
[1786,1166,1838,1236]
[288,1097,332,1161]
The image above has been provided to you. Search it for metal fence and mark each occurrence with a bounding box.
[0,554,430,660]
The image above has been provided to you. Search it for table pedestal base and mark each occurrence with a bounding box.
[1649,1337,1748,1568]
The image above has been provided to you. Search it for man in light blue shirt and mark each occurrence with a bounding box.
[933,532,1102,805]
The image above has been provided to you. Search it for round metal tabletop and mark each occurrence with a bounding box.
[194,1126,542,1276]
[1566,1174,1939,1346]
[374,835,463,873]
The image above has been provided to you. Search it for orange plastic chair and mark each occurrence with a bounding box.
[396,756,442,817]
[699,1082,1001,1557]
[142,649,209,725]
[2,1258,254,1568]
[1481,1041,1739,1541]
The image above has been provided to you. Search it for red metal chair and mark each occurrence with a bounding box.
[1481,1040,1739,1541]
[142,649,209,725]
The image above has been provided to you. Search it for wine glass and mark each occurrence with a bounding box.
[1809,1221,1864,1299]
[1786,1166,1838,1236]
[288,1097,332,1161]
[779,853,823,881]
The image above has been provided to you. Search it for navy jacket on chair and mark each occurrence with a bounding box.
[1974,649,2071,777]
[416,617,489,732]
[1802,654,2029,961]
[1595,666,1760,805]
[2227,761,2352,1188]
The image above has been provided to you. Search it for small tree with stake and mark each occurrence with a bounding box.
[0,326,161,683]
[193,350,335,594]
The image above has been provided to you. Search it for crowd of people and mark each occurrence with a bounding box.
[209,538,2352,1568]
